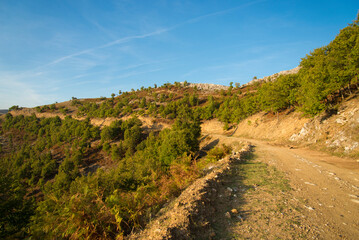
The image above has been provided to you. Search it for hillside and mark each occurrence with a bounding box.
[1,16,359,239]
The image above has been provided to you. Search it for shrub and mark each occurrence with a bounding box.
[206,144,232,162]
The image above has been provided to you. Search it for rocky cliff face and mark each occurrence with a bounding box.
[289,97,359,155]
[241,66,301,87]
[182,82,229,92]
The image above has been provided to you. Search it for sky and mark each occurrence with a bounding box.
[0,0,358,109]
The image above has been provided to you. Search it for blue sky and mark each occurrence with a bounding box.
[0,0,358,109]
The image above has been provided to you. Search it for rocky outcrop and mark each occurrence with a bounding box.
[242,66,300,87]
[289,98,359,154]
[182,82,229,92]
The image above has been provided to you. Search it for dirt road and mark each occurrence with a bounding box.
[207,133,359,239]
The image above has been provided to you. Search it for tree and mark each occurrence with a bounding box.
[124,125,142,153]
[9,105,20,111]
[139,98,147,108]
[0,170,34,238]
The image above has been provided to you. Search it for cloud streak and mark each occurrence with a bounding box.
[41,28,172,68]
[40,0,266,68]
[0,72,49,108]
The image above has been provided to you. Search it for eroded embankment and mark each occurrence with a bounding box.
[202,96,359,158]
[127,145,251,240]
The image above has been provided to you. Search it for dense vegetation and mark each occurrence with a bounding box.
[0,112,202,239]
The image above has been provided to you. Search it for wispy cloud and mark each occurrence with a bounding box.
[39,0,266,69]
[0,72,51,108]
[86,18,118,40]
[101,28,171,49]
[40,28,171,68]
[68,57,173,81]
[178,0,266,26]
[45,49,94,66]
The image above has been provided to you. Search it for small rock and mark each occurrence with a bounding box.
[305,205,315,211]
[227,187,233,192]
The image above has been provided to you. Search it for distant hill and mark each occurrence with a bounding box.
[0,109,8,115]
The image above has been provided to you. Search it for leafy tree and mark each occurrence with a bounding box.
[9,105,20,111]
[297,16,359,115]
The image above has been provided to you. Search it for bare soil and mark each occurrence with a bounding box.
[130,132,359,239]
[210,134,359,239]
[127,145,252,240]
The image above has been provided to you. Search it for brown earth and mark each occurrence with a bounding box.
[211,134,359,239]
[201,115,359,238]
[130,133,359,239]
[202,96,359,158]
[127,145,252,240]
[128,111,359,239]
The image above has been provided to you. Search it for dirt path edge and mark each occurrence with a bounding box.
[127,145,251,240]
